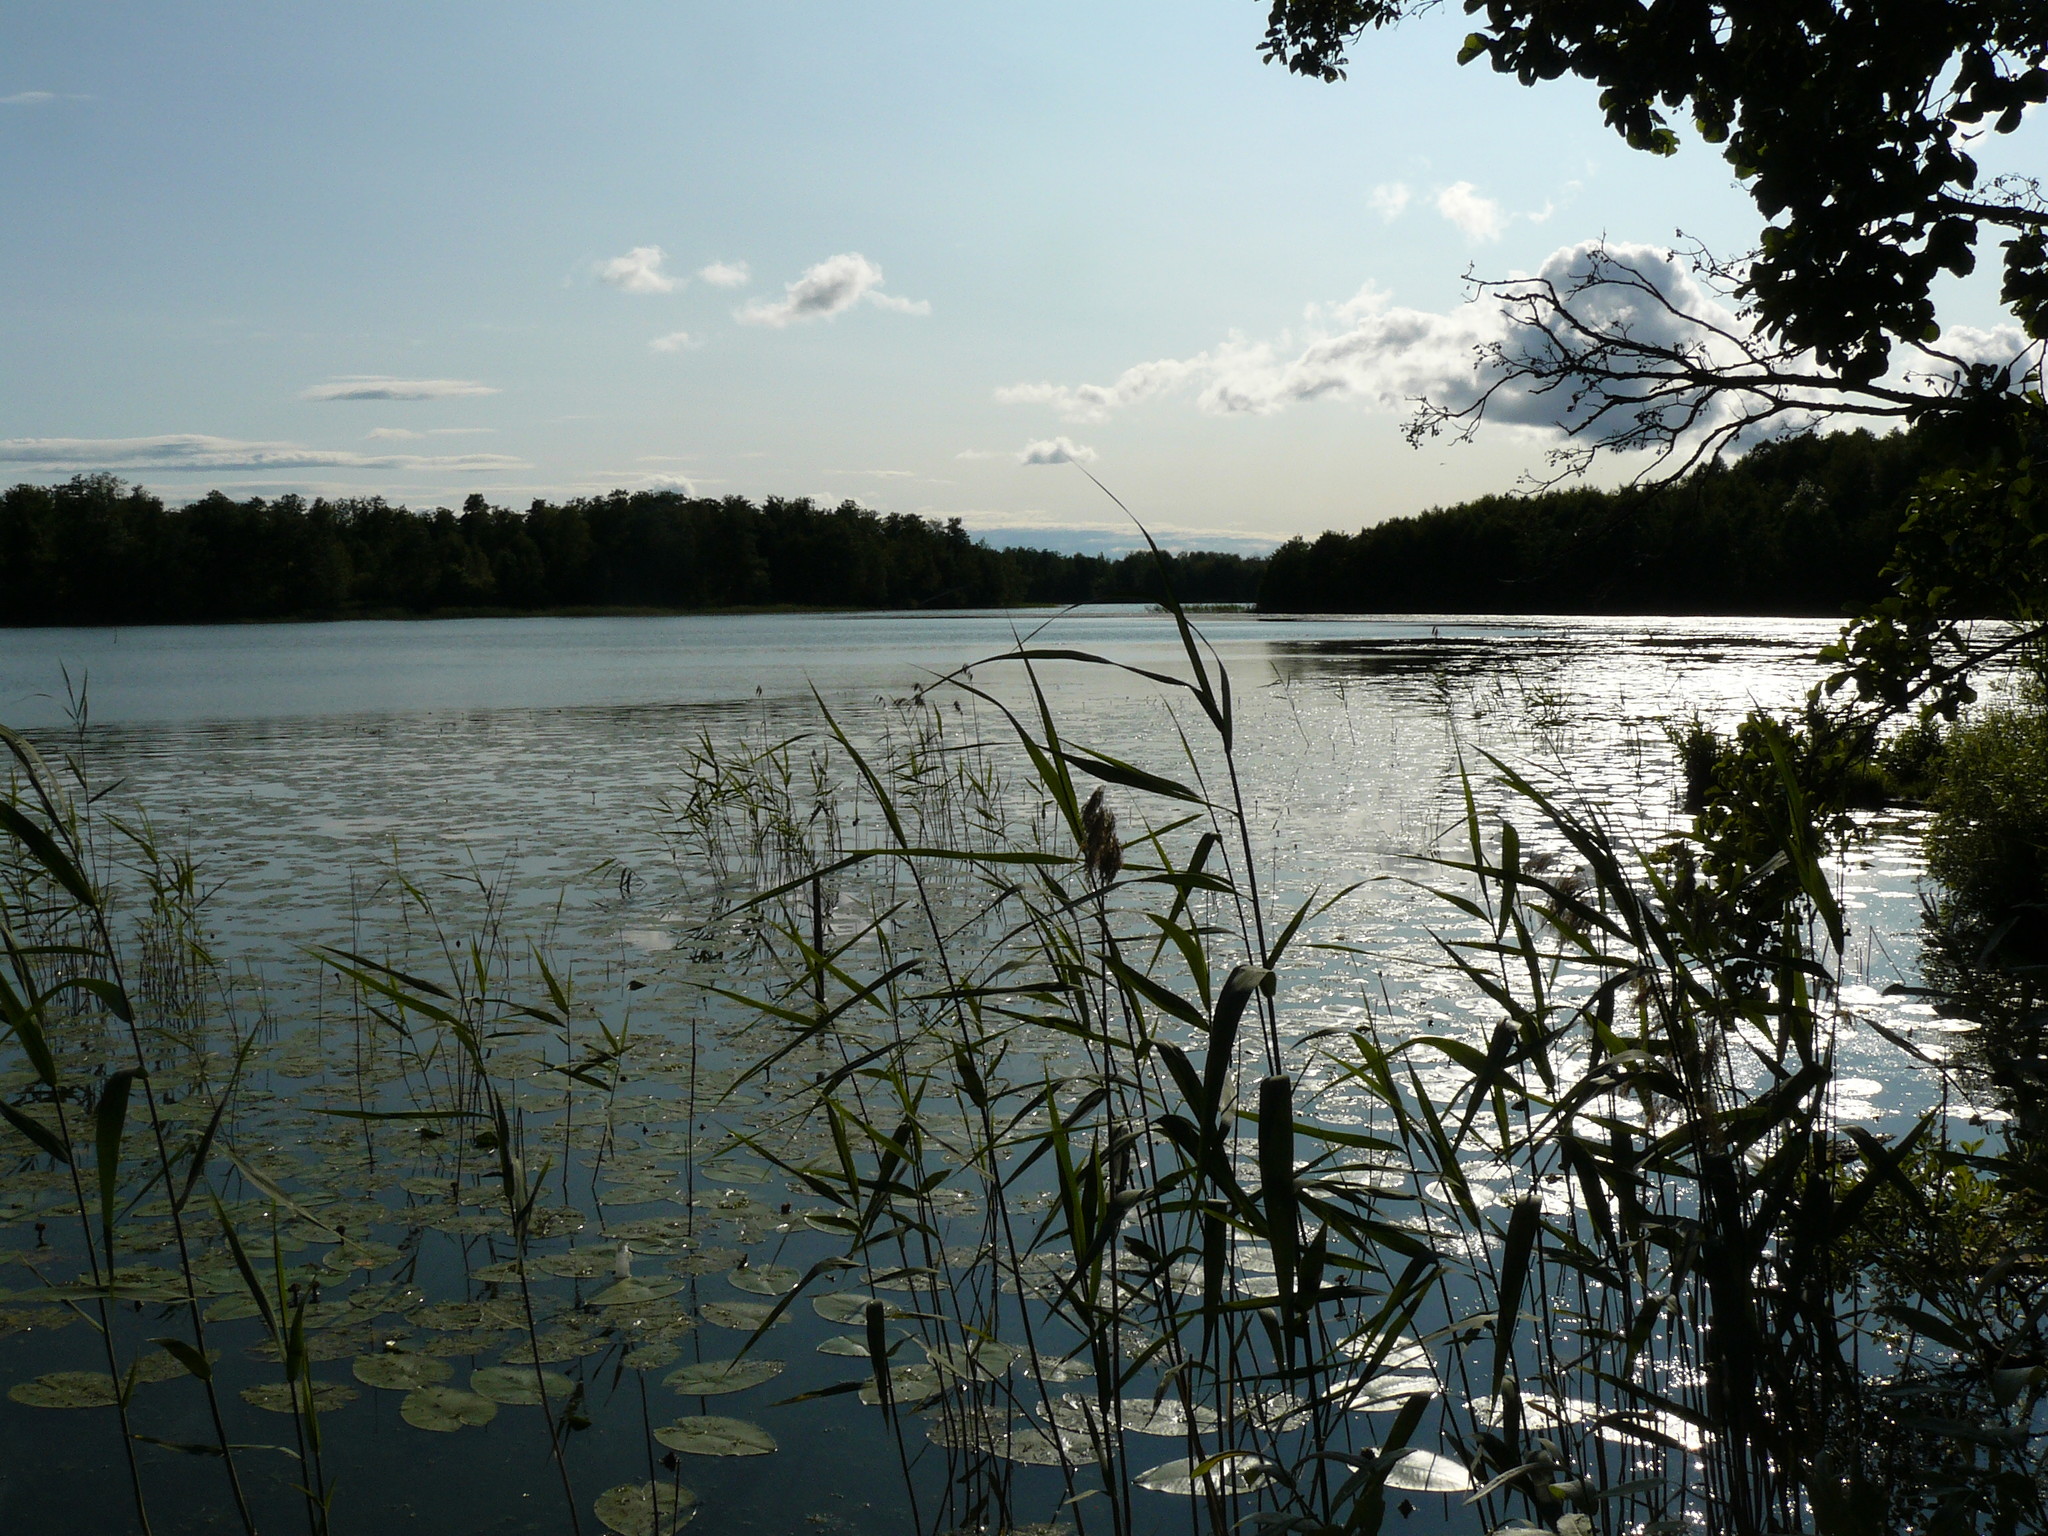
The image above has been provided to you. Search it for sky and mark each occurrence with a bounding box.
[2,2,2037,552]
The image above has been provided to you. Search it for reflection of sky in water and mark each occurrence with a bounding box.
[2,610,1949,1120]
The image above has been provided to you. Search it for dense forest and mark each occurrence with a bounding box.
[0,476,1266,625]
[1258,426,1950,615]
[0,425,1966,626]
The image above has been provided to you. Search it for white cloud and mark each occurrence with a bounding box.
[830,468,918,478]
[366,427,497,441]
[646,472,698,494]
[0,434,524,473]
[1369,183,1410,222]
[736,253,929,327]
[698,260,750,288]
[1,91,56,106]
[1435,182,1506,242]
[597,245,681,294]
[302,376,499,402]
[648,331,698,353]
[1019,437,1097,466]
[995,241,1759,441]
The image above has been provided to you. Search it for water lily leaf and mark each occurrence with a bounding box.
[698,1302,784,1331]
[1050,1393,1216,1437]
[858,1364,943,1407]
[470,1365,577,1406]
[240,1380,358,1414]
[534,1252,611,1280]
[1135,1454,1271,1496]
[9,1371,118,1408]
[624,1343,682,1371]
[653,1415,778,1457]
[1014,1349,1094,1383]
[663,1358,784,1395]
[400,1383,499,1431]
[352,1353,452,1390]
[590,1278,685,1307]
[726,1264,800,1297]
[1337,1374,1439,1412]
[1382,1449,1476,1492]
[810,1292,906,1325]
[817,1334,870,1357]
[593,1482,698,1536]
[923,1340,1018,1381]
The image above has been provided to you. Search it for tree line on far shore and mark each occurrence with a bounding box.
[1259,425,1953,616]
[0,425,1976,627]
[0,477,1267,625]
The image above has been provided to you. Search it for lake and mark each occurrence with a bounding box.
[0,610,1953,1536]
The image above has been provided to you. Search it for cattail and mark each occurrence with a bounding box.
[1081,787,1122,887]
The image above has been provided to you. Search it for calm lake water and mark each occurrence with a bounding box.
[0,610,1952,1535]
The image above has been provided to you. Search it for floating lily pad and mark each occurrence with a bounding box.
[666,1249,741,1278]
[399,1383,499,1431]
[351,1353,453,1390]
[663,1358,783,1395]
[534,1252,611,1281]
[593,1481,698,1536]
[1050,1393,1216,1438]
[205,1294,267,1323]
[1014,1350,1094,1383]
[9,1371,118,1408]
[1135,1454,1271,1496]
[858,1363,944,1407]
[472,1260,528,1284]
[698,1302,784,1331]
[411,1301,487,1331]
[590,1278,685,1307]
[240,1380,358,1414]
[652,1415,777,1457]
[725,1264,800,1297]
[623,1343,682,1371]
[809,1292,905,1325]
[1336,1375,1438,1413]
[924,1340,1018,1381]
[130,1347,219,1385]
[1382,1449,1476,1493]
[528,1207,588,1239]
[470,1365,577,1406]
[817,1334,870,1358]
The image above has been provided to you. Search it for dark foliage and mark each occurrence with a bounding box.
[1258,424,1947,614]
[0,476,1267,626]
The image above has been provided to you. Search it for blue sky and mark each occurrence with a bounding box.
[2,2,2035,549]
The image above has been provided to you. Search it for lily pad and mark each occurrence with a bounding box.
[810,1292,905,1325]
[725,1264,800,1297]
[698,1301,784,1331]
[858,1363,944,1407]
[593,1482,698,1536]
[351,1352,452,1390]
[1050,1393,1217,1438]
[923,1340,1018,1381]
[653,1415,778,1457]
[623,1343,682,1371]
[663,1358,784,1395]
[817,1334,871,1357]
[9,1371,118,1408]
[399,1383,499,1431]
[534,1252,612,1281]
[1135,1454,1271,1496]
[1336,1374,1438,1412]
[470,1365,577,1406]
[590,1277,685,1307]
[240,1380,358,1414]
[1382,1449,1477,1493]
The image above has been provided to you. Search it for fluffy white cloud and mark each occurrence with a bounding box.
[597,245,681,294]
[1435,182,1506,242]
[646,472,698,494]
[1019,437,1097,466]
[0,434,523,472]
[648,331,698,353]
[1369,183,1410,222]
[698,260,750,288]
[0,91,56,106]
[737,253,929,327]
[302,376,499,402]
[995,241,1753,439]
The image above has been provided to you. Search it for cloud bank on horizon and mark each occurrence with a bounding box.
[0,434,524,473]
[301,377,500,402]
